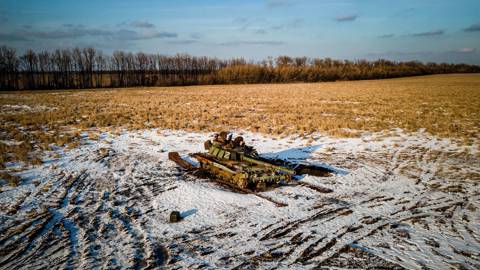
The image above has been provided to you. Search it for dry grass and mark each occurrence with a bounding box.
[0,74,479,166]
[0,172,21,187]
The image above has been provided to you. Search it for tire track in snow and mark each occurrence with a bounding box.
[1,129,479,269]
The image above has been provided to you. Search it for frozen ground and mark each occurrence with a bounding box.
[0,129,479,269]
[0,104,57,115]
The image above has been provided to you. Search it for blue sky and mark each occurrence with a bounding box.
[1,0,480,64]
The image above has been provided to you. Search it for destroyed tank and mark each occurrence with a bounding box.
[193,131,296,191]
[169,132,334,193]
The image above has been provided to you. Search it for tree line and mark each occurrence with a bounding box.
[1,46,479,90]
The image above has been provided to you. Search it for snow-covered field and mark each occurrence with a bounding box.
[0,104,57,115]
[0,129,479,269]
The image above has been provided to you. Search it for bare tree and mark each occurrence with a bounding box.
[0,46,19,90]
[20,50,38,89]
[83,47,96,88]
[2,46,480,90]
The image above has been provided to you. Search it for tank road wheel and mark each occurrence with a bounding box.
[238,179,248,189]
[256,182,267,191]
[204,140,212,150]
[234,174,248,189]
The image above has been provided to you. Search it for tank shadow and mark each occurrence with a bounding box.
[260,145,349,176]
[181,208,198,219]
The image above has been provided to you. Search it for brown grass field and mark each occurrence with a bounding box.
[0,74,480,269]
[1,73,479,169]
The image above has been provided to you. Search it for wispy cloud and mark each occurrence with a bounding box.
[38,29,111,39]
[457,48,476,53]
[378,34,394,38]
[233,16,303,34]
[0,32,31,41]
[167,40,199,45]
[233,17,267,31]
[0,26,177,42]
[0,28,111,40]
[271,18,304,30]
[335,15,358,22]
[114,29,176,40]
[233,17,248,24]
[190,33,203,39]
[128,21,155,28]
[219,40,285,46]
[265,0,293,8]
[394,8,415,17]
[255,29,267,35]
[364,49,480,64]
[365,50,432,58]
[411,29,444,37]
[464,23,480,32]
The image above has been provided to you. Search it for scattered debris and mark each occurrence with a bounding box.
[169,211,181,223]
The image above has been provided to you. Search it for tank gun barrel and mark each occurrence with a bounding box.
[241,155,296,175]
